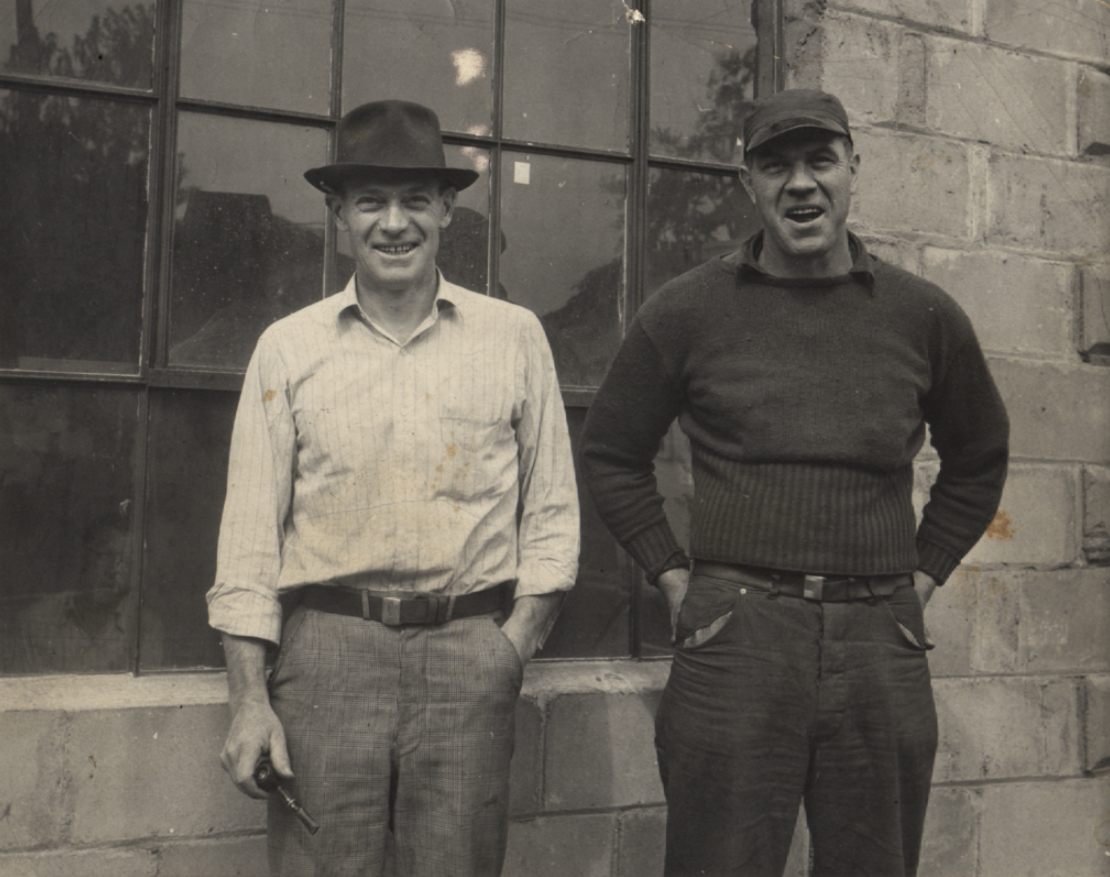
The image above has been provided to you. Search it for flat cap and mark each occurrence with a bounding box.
[742,89,851,155]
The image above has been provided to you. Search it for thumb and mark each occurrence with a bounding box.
[268,729,295,779]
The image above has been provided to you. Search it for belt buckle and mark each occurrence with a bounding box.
[803,575,826,601]
[381,596,403,626]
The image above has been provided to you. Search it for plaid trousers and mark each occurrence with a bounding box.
[266,604,524,876]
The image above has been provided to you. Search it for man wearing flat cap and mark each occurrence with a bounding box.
[581,89,1009,876]
[207,100,579,876]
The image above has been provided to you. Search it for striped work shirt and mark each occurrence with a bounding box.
[207,275,580,645]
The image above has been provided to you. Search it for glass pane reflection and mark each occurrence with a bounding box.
[540,408,633,659]
[1,0,155,88]
[342,0,495,135]
[179,0,333,114]
[142,389,238,670]
[0,385,140,674]
[169,113,329,370]
[0,89,148,372]
[499,153,625,387]
[644,166,759,297]
[650,0,756,163]
[503,0,630,151]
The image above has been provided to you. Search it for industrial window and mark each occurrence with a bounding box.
[0,0,776,672]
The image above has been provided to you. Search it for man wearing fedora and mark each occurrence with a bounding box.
[581,89,1009,876]
[207,100,579,876]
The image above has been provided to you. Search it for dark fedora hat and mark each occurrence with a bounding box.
[304,100,479,194]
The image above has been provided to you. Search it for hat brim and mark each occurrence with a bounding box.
[304,163,479,194]
[746,117,851,154]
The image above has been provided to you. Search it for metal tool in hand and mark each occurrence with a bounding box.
[253,758,320,835]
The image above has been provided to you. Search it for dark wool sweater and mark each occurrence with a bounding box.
[580,233,1009,585]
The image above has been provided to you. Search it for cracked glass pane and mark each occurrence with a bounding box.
[650,0,756,163]
[342,0,495,136]
[503,0,631,151]
[179,0,334,114]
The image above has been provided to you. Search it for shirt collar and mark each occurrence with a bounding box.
[335,269,463,330]
[734,230,875,288]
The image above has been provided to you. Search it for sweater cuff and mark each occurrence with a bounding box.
[624,523,685,584]
[649,549,691,585]
[915,538,961,585]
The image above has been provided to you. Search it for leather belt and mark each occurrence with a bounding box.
[693,561,912,602]
[299,582,511,626]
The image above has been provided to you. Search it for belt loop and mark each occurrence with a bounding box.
[864,578,878,605]
[444,594,457,623]
[768,574,781,600]
[360,590,371,620]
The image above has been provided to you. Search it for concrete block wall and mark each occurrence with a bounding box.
[795,0,1110,873]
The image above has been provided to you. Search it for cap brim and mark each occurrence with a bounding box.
[304,164,480,193]
[746,117,851,154]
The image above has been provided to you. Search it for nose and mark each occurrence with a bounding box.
[784,162,816,193]
[381,200,409,233]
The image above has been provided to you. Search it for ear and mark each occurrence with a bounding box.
[849,153,860,195]
[326,193,349,232]
[439,186,457,229]
[738,164,757,205]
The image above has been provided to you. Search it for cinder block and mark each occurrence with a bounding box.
[544,691,664,810]
[0,711,67,850]
[989,360,1110,464]
[0,848,158,877]
[852,129,970,238]
[919,786,978,877]
[1080,265,1110,361]
[963,465,1079,568]
[504,813,617,877]
[828,0,971,31]
[970,568,1110,675]
[68,704,265,844]
[157,836,268,877]
[933,677,1081,782]
[984,0,1110,66]
[1083,675,1110,772]
[920,248,1073,356]
[924,568,976,678]
[616,807,666,877]
[1085,466,1110,564]
[510,695,543,816]
[1078,67,1110,158]
[987,152,1110,258]
[858,235,921,272]
[978,779,1110,877]
[821,15,900,124]
[927,40,1069,154]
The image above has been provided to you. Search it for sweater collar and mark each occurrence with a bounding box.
[732,230,875,289]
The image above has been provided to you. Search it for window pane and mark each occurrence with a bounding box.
[650,0,756,163]
[142,389,238,670]
[0,385,140,674]
[645,166,759,296]
[342,0,495,135]
[169,112,329,370]
[1,0,155,88]
[180,0,333,114]
[540,407,634,658]
[0,89,148,372]
[499,153,625,387]
[503,0,630,151]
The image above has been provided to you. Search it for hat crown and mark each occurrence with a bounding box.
[742,89,851,155]
[336,100,449,171]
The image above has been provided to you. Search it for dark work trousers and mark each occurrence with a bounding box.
[266,604,524,877]
[656,572,938,877]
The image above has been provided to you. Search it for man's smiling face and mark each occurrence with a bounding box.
[740,130,859,278]
[329,172,456,295]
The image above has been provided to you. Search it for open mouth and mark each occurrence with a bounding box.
[784,206,824,224]
[375,243,419,256]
